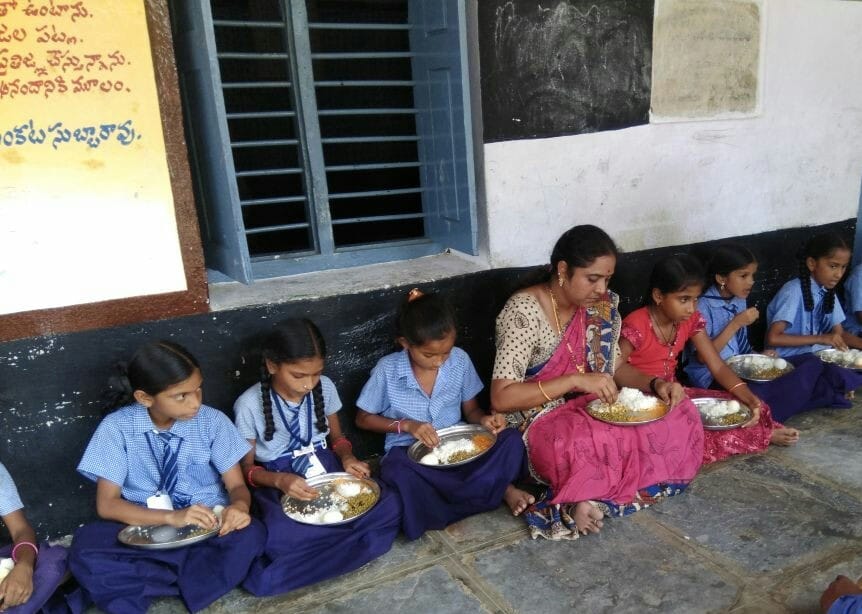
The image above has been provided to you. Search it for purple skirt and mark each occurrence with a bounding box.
[749,354,862,422]
[380,428,527,540]
[69,519,265,614]
[243,448,400,596]
[0,543,73,614]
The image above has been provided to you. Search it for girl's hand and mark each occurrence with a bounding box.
[341,455,371,478]
[0,563,34,610]
[276,473,319,500]
[740,401,761,428]
[480,413,507,434]
[575,373,618,404]
[167,504,218,530]
[823,332,849,351]
[763,349,778,357]
[656,380,685,408]
[218,504,251,537]
[404,420,439,448]
[733,307,759,327]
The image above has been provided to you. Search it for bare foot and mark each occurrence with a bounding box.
[503,485,535,516]
[574,501,604,535]
[846,390,856,400]
[770,427,800,446]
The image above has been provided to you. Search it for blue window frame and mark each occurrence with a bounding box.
[171,0,477,283]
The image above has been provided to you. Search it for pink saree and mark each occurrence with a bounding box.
[524,298,704,508]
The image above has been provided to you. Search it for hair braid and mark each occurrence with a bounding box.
[311,380,327,436]
[824,288,836,314]
[799,261,814,312]
[260,358,276,441]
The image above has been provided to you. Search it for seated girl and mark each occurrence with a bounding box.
[767,232,862,357]
[622,255,798,465]
[356,290,532,540]
[0,461,73,614]
[233,318,400,597]
[69,341,265,614]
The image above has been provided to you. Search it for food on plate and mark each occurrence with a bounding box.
[587,387,666,422]
[282,478,377,525]
[418,434,494,466]
[696,398,748,427]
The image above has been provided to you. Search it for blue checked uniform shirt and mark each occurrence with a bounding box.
[842,264,862,336]
[356,347,484,452]
[0,461,24,517]
[684,284,753,388]
[233,375,341,463]
[77,403,250,508]
[767,277,845,357]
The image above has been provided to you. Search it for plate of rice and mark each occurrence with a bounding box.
[815,348,862,371]
[281,473,380,526]
[407,424,497,469]
[586,387,669,425]
[691,397,752,430]
[727,354,794,382]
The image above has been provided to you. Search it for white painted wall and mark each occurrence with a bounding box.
[481,0,862,268]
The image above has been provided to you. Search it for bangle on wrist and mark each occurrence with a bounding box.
[11,541,38,562]
[648,377,662,395]
[387,419,403,434]
[246,465,264,488]
[331,436,353,453]
[728,381,746,393]
[537,381,553,402]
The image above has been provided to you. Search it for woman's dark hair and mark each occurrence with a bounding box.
[259,318,327,441]
[648,254,706,302]
[707,243,757,281]
[550,224,619,280]
[798,232,850,313]
[103,341,200,411]
[397,291,456,346]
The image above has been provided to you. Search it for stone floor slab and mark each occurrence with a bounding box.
[299,565,490,614]
[648,455,862,574]
[468,519,740,614]
[440,505,527,553]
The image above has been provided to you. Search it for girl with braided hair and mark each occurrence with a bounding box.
[766,233,862,356]
[233,318,400,597]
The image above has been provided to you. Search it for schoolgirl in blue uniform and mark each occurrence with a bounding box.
[355,289,533,540]
[234,318,400,597]
[767,233,862,356]
[0,461,74,614]
[69,341,265,614]
[765,234,862,407]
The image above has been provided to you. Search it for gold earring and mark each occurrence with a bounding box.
[558,275,564,287]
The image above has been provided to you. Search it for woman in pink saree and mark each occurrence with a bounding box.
[491,226,704,540]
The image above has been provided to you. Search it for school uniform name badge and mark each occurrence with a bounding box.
[294,442,327,478]
[146,492,174,510]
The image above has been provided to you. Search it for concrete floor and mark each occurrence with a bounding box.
[101,401,862,614]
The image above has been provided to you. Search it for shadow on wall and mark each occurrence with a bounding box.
[0,220,853,538]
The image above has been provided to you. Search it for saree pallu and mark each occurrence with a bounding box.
[69,519,265,614]
[379,429,527,540]
[685,388,777,464]
[242,449,402,596]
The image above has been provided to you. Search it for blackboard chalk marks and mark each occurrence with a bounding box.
[479,0,654,143]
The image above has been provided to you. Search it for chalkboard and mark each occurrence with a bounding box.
[479,0,654,143]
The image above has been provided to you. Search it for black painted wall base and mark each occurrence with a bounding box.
[0,220,853,537]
